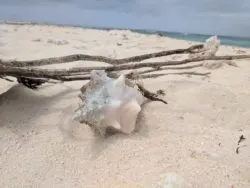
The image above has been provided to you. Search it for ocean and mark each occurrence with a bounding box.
[134,29,250,49]
[96,27,250,49]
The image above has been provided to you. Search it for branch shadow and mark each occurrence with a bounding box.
[0,84,76,135]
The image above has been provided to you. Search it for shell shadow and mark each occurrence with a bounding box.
[57,99,152,160]
[88,100,151,159]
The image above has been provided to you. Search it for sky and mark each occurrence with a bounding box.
[0,0,250,37]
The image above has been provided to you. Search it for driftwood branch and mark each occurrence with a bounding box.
[1,35,250,105]
[1,54,249,80]
[0,44,204,67]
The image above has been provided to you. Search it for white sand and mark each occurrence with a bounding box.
[0,23,250,188]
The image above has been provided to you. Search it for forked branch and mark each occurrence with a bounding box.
[1,54,249,80]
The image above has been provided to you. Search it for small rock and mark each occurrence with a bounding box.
[32,38,42,42]
[47,39,69,45]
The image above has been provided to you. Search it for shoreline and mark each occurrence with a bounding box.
[1,20,250,49]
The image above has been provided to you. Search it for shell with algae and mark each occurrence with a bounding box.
[73,70,145,135]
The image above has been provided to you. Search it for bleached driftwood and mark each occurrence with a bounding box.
[0,44,204,67]
[1,53,249,81]
[0,36,250,83]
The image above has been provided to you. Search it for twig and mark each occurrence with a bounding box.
[136,83,168,104]
[103,55,250,72]
[70,63,203,76]
[130,64,203,75]
[0,44,204,67]
[238,135,246,145]
[138,71,210,79]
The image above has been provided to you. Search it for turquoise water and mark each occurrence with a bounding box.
[133,29,250,49]
[84,26,250,48]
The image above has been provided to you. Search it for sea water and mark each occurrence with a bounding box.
[132,29,250,49]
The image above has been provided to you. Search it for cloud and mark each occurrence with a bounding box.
[2,0,250,15]
[134,0,250,16]
[1,0,250,36]
[75,0,250,15]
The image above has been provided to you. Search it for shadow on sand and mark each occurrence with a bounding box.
[0,84,76,135]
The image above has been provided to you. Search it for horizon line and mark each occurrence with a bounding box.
[1,19,250,40]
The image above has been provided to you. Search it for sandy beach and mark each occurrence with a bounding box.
[0,23,250,188]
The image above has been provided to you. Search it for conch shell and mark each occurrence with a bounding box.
[73,70,145,135]
[189,35,220,58]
